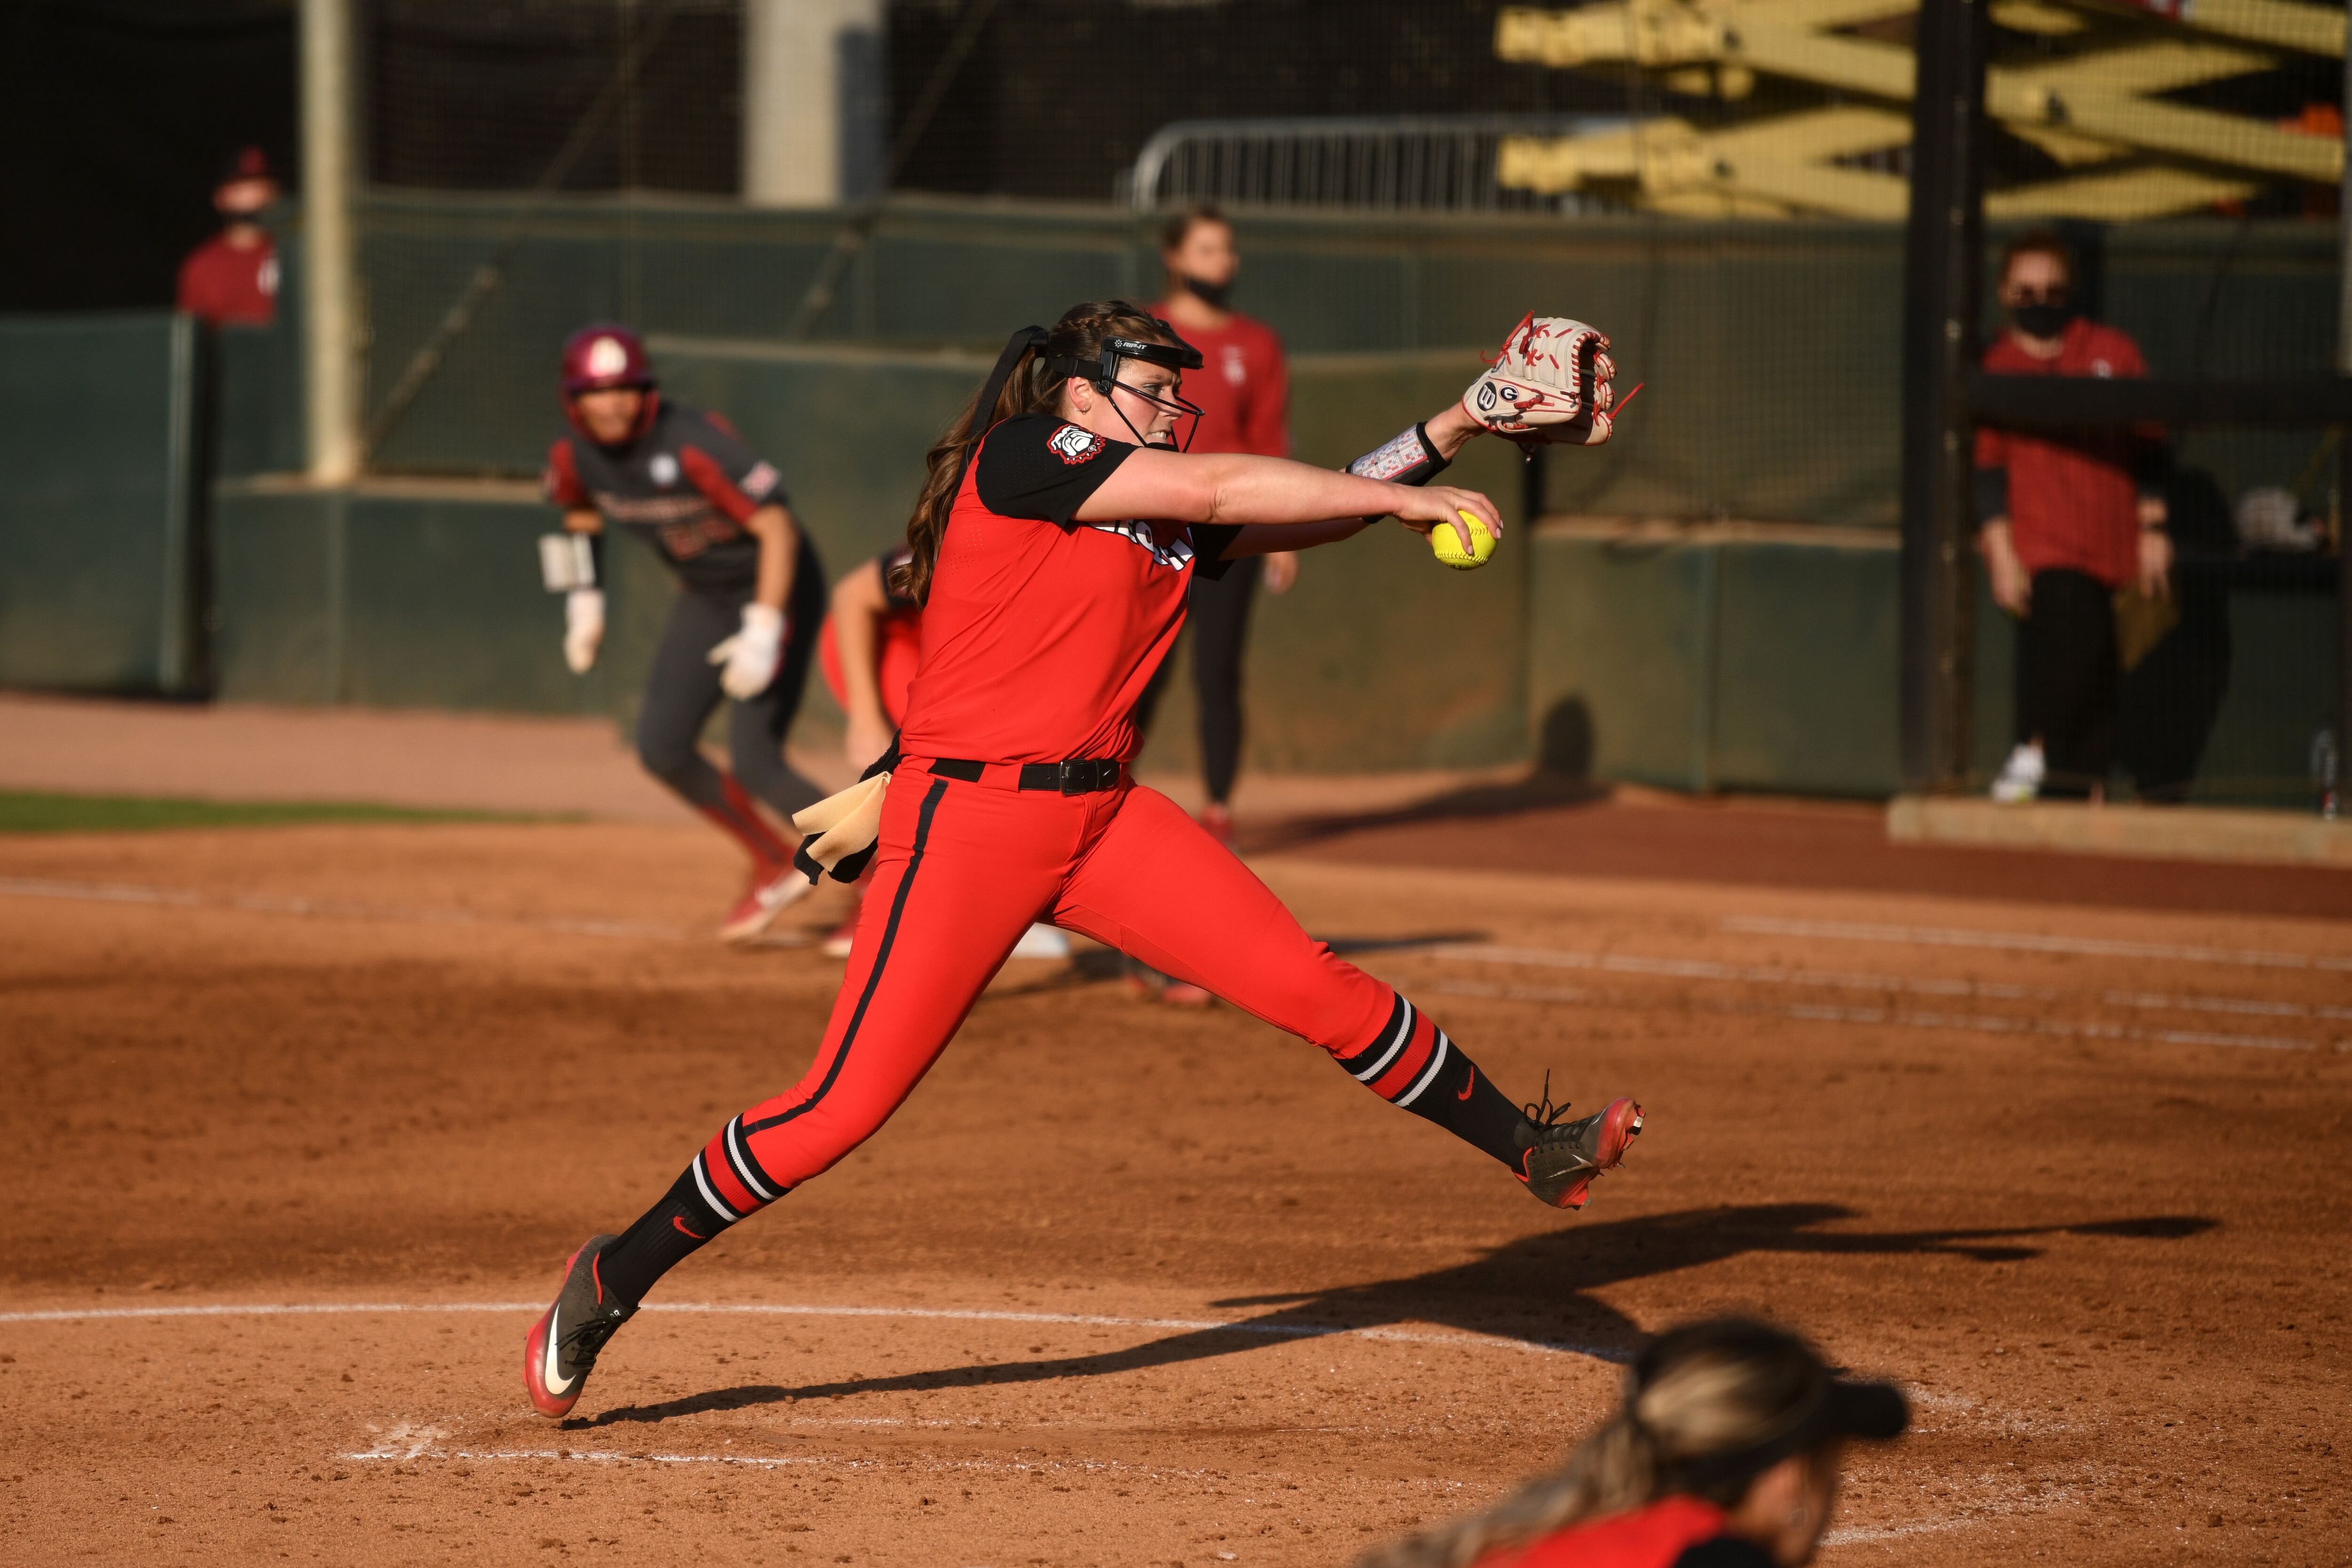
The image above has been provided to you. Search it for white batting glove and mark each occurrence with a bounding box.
[709,602,786,700]
[563,588,604,675]
[1461,314,1616,447]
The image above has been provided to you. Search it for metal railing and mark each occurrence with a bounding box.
[1125,115,1631,214]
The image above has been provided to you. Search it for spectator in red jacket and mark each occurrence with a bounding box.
[1975,230,2170,801]
[1359,1318,1908,1568]
[1126,205,1295,1005]
[176,147,282,327]
[1132,204,1296,845]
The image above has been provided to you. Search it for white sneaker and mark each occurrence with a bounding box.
[1010,923,1071,960]
[1991,743,2045,804]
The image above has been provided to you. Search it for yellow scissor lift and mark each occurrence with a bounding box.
[1492,0,2346,219]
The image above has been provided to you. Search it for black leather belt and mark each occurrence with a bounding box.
[930,757,1124,794]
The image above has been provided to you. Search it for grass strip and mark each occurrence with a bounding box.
[0,792,538,835]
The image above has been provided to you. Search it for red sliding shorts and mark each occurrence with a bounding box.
[707,759,1400,1204]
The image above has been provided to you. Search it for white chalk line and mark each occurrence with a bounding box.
[1427,942,2352,1024]
[1430,978,2324,1052]
[335,1444,2055,1550]
[0,875,685,942]
[0,1298,1623,1362]
[1719,915,2352,974]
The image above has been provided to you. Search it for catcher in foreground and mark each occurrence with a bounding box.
[525,305,1634,1418]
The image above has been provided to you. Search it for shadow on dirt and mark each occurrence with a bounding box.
[575,1202,2214,1429]
[1235,769,1610,857]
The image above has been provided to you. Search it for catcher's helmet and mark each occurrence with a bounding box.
[560,323,659,443]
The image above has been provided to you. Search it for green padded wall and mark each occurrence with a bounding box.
[213,479,608,716]
[207,346,1535,774]
[1529,527,1901,797]
[0,311,203,694]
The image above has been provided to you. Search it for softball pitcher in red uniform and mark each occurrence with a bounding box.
[526,301,1629,1416]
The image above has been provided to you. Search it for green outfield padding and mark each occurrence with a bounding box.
[206,345,1534,773]
[302,193,2333,545]
[0,311,203,695]
[213,479,610,716]
[0,791,518,834]
[1531,527,1903,797]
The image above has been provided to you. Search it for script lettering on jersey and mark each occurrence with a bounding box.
[1086,517,1197,571]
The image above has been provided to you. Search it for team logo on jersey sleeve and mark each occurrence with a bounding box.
[1048,424,1106,465]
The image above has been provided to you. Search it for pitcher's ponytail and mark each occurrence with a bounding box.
[891,299,1178,604]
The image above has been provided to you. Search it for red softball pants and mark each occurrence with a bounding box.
[689,759,1425,1217]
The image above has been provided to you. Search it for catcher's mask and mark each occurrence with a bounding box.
[1048,332,1206,451]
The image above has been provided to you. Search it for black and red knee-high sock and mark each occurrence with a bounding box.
[699,773,795,869]
[1333,994,1527,1167]
[596,1115,788,1308]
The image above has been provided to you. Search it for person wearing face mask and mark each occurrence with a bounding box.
[1974,230,2170,803]
[1358,1317,1910,1568]
[176,147,282,327]
[1132,206,1295,842]
[1123,206,1295,1004]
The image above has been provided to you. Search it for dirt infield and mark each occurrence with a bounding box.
[2,814,2347,1568]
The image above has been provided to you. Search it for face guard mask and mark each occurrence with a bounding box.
[1052,333,1207,451]
[2010,299,2074,340]
[1180,275,1233,310]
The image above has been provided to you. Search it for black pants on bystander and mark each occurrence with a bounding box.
[2016,567,2117,799]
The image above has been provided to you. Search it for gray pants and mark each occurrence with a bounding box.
[637,568,826,825]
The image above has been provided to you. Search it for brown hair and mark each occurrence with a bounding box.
[890,299,1178,605]
[1160,202,1230,254]
[2000,228,2075,288]
[1358,1319,1840,1568]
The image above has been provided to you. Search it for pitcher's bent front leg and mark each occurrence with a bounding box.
[593,770,1070,1308]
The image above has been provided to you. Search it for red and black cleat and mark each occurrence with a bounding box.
[523,1234,633,1418]
[1514,1085,1644,1210]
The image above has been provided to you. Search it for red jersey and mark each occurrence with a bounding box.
[820,544,925,723]
[897,413,1240,766]
[1472,1496,1761,1568]
[1161,306,1290,458]
[176,232,280,326]
[1973,317,2150,588]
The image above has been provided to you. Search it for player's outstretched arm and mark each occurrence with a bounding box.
[1205,404,1494,559]
[1077,448,1498,546]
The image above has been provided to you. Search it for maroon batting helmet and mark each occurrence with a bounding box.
[560,323,659,443]
[561,323,656,396]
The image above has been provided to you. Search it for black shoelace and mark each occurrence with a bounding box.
[560,1309,627,1368]
[1523,1072,1580,1143]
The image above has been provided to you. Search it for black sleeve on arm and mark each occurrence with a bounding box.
[1973,465,2009,530]
[2131,436,2170,500]
[1190,524,1246,579]
[973,413,1137,529]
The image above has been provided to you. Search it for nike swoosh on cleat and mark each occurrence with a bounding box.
[540,1309,575,1395]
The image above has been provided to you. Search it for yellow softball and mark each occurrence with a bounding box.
[1430,510,1497,570]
